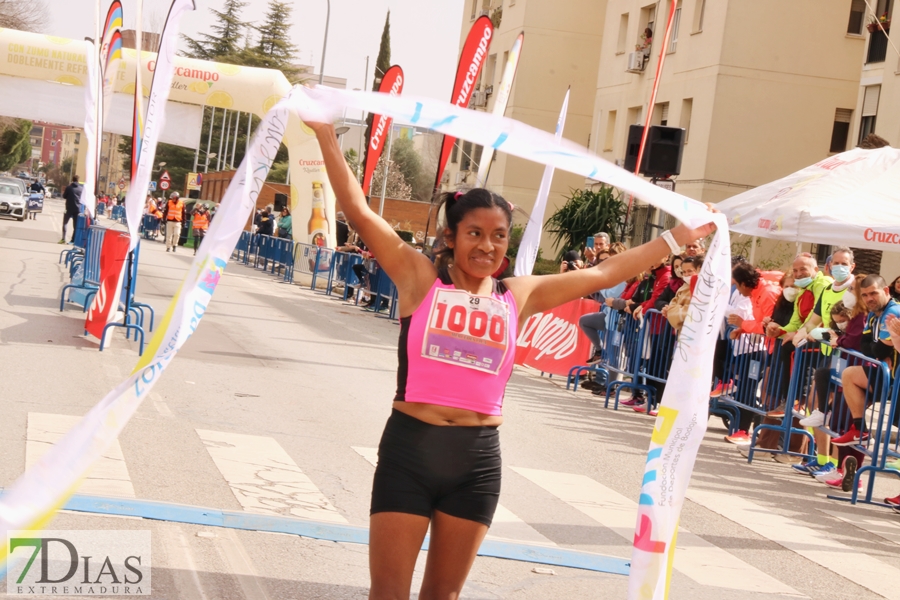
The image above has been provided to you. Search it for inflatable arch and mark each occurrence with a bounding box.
[0,28,337,246]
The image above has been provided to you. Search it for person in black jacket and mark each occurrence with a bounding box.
[257,206,275,236]
[60,176,82,243]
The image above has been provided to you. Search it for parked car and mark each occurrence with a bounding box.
[0,181,27,221]
[0,176,27,197]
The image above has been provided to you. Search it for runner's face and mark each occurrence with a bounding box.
[450,207,510,278]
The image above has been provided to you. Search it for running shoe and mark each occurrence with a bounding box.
[791,457,820,474]
[886,458,900,472]
[824,471,861,491]
[710,380,735,398]
[632,402,650,414]
[766,403,787,418]
[591,385,608,396]
[649,408,658,417]
[885,494,900,507]
[811,463,837,482]
[832,425,869,447]
[840,456,858,492]
[799,410,826,428]
[620,398,638,407]
[724,430,752,445]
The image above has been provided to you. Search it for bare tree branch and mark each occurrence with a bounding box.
[0,0,49,32]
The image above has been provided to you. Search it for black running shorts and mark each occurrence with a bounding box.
[371,409,501,527]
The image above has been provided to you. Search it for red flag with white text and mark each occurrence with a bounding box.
[433,15,493,189]
[362,65,404,195]
[515,299,598,376]
[85,232,131,340]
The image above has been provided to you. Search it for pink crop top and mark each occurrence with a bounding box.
[394,268,519,416]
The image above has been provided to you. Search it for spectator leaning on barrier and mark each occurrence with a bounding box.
[832,275,900,449]
[766,253,833,415]
[790,248,857,353]
[191,204,210,256]
[163,192,186,253]
[277,207,292,238]
[257,205,275,237]
[628,256,672,413]
[60,175,82,244]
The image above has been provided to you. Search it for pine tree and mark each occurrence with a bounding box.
[235,0,300,80]
[182,0,247,60]
[362,11,391,169]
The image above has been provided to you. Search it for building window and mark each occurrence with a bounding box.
[859,85,880,144]
[471,0,477,19]
[617,13,629,54]
[652,102,669,126]
[472,145,484,172]
[604,110,617,151]
[52,130,57,137]
[461,140,473,171]
[830,108,852,153]
[848,0,866,34]
[486,53,497,89]
[641,4,656,39]
[680,98,693,142]
[668,2,682,53]
[50,140,56,147]
[75,133,81,144]
[692,0,705,33]
[451,140,459,164]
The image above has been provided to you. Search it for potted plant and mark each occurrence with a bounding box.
[867,14,890,32]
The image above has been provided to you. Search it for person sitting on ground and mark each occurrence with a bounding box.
[831,275,900,449]
[663,256,703,332]
[795,295,866,489]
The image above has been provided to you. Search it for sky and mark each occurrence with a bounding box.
[45,0,465,106]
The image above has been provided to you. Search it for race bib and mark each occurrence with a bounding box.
[422,288,510,374]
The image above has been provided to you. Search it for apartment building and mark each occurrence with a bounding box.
[60,128,87,182]
[591,0,864,209]
[443,0,606,225]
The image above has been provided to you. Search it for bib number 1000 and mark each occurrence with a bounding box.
[431,301,506,342]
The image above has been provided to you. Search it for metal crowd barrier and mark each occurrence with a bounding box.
[324,252,365,300]
[634,310,679,408]
[96,202,106,217]
[60,225,105,310]
[141,214,160,239]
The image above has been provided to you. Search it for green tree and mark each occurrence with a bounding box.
[546,186,626,260]
[362,11,391,169]
[234,0,300,81]
[181,0,247,60]
[117,137,196,193]
[0,119,33,172]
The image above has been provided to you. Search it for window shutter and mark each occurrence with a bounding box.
[661,103,670,123]
[834,108,852,123]
[862,85,881,117]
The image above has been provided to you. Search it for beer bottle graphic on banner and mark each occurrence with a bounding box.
[308,181,329,247]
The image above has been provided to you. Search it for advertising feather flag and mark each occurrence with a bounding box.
[124,0,196,249]
[362,65,404,195]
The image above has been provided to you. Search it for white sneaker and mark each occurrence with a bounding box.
[799,410,825,428]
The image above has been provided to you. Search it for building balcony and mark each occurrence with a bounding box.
[866,30,889,63]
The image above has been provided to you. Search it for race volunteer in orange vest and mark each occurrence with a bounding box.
[164,192,186,253]
[191,203,210,256]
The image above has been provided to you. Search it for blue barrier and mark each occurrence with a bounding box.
[324,252,364,300]
[141,214,160,240]
[632,310,678,409]
[600,311,650,409]
[713,334,786,436]
[60,226,105,310]
[368,263,398,320]
[291,242,329,289]
[97,202,106,217]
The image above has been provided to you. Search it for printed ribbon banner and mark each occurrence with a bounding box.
[80,39,99,217]
[288,86,729,600]
[475,31,524,187]
[1,86,728,600]
[0,96,290,564]
[84,231,130,341]
[99,1,124,124]
[124,0,196,249]
[514,87,569,276]
[433,15,493,189]
[362,64,404,195]
[515,298,597,376]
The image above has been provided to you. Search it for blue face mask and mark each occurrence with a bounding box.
[794,276,813,289]
[831,265,851,282]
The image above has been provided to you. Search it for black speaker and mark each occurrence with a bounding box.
[623,124,685,177]
[274,193,288,212]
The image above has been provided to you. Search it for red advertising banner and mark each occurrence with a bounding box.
[362,65,404,196]
[85,232,131,340]
[515,298,599,377]
[433,15,493,189]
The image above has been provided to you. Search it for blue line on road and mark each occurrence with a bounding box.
[0,492,630,576]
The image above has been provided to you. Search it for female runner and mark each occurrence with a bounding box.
[307,121,715,600]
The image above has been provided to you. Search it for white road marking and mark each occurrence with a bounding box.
[512,467,802,596]
[352,446,556,546]
[213,528,271,600]
[26,413,135,498]
[688,488,900,600]
[820,508,900,547]
[159,526,209,600]
[198,429,347,523]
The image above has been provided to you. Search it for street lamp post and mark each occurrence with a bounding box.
[318,0,331,86]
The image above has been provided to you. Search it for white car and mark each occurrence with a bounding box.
[0,182,27,221]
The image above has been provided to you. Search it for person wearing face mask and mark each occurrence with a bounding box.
[791,248,856,350]
[796,297,867,488]
[653,255,684,312]
[662,256,702,332]
[765,253,833,420]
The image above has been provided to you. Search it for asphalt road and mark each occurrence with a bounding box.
[1,198,900,599]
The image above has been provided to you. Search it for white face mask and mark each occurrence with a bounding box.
[842,292,857,309]
[835,320,848,331]
[683,274,695,287]
[674,266,684,279]
[783,287,799,302]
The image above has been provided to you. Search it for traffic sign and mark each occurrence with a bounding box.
[159,180,170,191]
[148,181,157,191]
[118,178,126,190]
[159,170,171,182]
